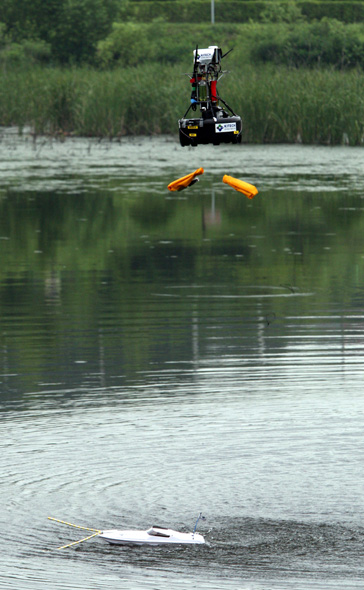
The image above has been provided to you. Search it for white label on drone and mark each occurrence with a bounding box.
[215,122,237,133]
[194,49,215,64]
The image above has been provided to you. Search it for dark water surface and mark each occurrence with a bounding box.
[1,130,364,589]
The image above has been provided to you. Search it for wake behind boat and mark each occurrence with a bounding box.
[48,513,206,549]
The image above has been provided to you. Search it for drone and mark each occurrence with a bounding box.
[178,45,242,147]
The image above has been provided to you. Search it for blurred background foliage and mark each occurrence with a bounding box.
[2,1,364,142]
[2,0,364,66]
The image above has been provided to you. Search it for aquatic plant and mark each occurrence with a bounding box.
[224,65,364,144]
[1,63,364,144]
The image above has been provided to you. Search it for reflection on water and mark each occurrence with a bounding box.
[1,132,364,589]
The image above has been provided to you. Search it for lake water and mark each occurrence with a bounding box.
[1,130,364,589]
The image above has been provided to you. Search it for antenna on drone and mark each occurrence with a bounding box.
[221,48,233,59]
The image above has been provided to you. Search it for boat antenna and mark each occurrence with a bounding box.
[193,512,206,534]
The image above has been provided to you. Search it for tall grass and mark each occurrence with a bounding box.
[225,66,364,144]
[1,64,364,144]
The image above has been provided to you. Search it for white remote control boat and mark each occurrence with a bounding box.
[99,524,205,545]
[48,513,205,549]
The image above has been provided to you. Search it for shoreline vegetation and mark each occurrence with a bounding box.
[2,16,364,144]
[2,63,364,145]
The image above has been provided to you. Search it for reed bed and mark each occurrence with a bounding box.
[227,66,364,144]
[1,64,364,144]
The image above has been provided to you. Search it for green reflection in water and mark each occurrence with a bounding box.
[0,185,364,400]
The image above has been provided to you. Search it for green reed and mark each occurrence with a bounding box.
[1,64,364,144]
[224,66,364,144]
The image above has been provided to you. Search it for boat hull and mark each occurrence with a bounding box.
[99,528,205,545]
